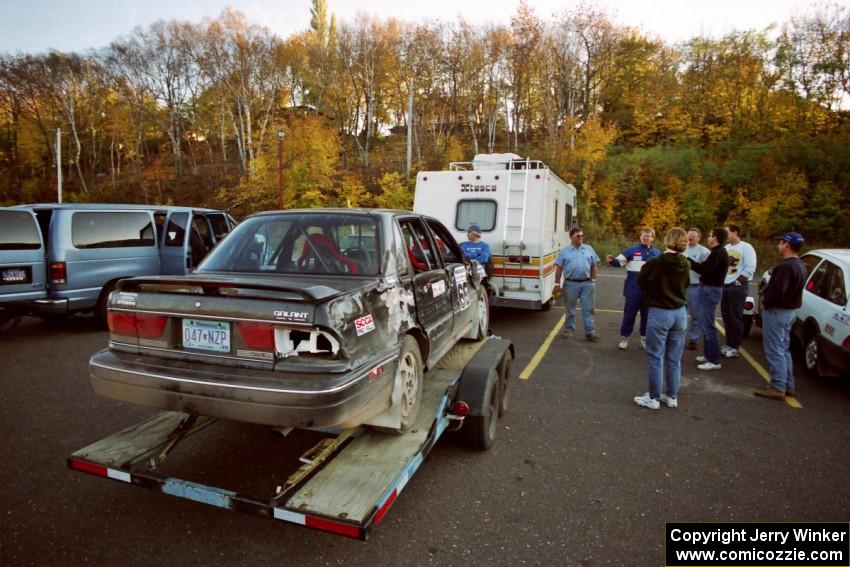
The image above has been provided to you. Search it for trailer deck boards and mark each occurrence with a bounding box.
[69,338,510,539]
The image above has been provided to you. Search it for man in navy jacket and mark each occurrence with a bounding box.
[607,227,660,350]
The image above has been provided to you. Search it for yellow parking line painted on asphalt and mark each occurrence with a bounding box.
[519,314,565,380]
[715,321,802,409]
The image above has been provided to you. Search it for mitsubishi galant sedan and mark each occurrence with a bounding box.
[89,209,490,432]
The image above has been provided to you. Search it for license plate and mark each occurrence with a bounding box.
[1,268,27,283]
[182,319,231,353]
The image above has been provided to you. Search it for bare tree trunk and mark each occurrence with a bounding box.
[406,80,414,176]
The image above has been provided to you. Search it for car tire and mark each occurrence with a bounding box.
[397,335,424,432]
[474,288,489,340]
[803,332,822,378]
[464,368,500,451]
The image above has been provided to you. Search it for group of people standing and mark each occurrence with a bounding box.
[552,224,808,410]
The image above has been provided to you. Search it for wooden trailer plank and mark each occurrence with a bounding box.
[71,411,214,468]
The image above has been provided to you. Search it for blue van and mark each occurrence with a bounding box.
[9,204,236,322]
[0,208,47,332]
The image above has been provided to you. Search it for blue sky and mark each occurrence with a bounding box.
[0,0,817,54]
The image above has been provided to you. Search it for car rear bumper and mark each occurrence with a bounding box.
[89,349,398,429]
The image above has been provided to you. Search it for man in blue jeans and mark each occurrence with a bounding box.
[553,227,600,341]
[684,228,710,350]
[754,232,807,400]
[688,228,730,371]
[633,227,691,410]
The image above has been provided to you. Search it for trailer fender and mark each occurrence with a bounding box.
[456,338,513,417]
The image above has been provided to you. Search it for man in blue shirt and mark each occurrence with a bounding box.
[606,227,660,350]
[554,227,601,341]
[460,224,491,273]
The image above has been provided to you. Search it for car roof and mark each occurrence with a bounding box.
[805,249,850,266]
[12,203,224,213]
[247,208,412,219]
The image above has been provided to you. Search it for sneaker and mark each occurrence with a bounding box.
[586,332,601,342]
[721,348,740,359]
[618,338,629,350]
[562,330,575,339]
[697,361,722,371]
[695,355,707,363]
[633,393,660,410]
[754,386,786,400]
[659,394,678,408]
[721,345,733,354]
[639,336,646,350]
[686,341,698,351]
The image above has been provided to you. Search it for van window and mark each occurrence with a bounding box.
[165,213,188,246]
[455,200,497,232]
[71,212,155,249]
[207,213,231,241]
[153,211,167,243]
[0,211,41,250]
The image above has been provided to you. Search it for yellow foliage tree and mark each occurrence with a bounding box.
[641,194,680,235]
[374,171,413,210]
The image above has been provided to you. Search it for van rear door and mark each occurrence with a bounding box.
[0,208,47,304]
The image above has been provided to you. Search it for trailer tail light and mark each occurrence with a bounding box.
[745,299,754,310]
[49,261,67,284]
[108,312,168,338]
[843,335,850,349]
[237,322,275,350]
[451,401,469,417]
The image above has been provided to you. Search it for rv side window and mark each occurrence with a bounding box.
[564,204,573,230]
[71,212,155,249]
[455,199,497,232]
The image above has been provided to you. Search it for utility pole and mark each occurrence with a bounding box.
[277,130,285,209]
[56,128,63,203]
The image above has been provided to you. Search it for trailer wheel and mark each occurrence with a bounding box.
[398,335,424,431]
[498,354,511,417]
[464,368,500,450]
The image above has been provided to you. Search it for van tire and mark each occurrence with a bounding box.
[96,281,118,328]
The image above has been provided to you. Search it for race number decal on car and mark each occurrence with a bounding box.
[453,266,470,310]
[355,314,376,336]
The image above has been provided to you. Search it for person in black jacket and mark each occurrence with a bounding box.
[688,227,729,370]
[633,227,691,410]
[754,232,807,400]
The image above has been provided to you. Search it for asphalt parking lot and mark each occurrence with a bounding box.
[1,267,849,566]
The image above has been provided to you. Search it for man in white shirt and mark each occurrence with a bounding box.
[721,224,757,358]
[684,228,709,350]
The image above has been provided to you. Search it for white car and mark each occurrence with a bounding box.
[792,249,850,377]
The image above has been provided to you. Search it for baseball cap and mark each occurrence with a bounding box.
[778,232,804,246]
[468,223,482,234]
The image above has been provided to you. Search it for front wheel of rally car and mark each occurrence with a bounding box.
[466,288,490,340]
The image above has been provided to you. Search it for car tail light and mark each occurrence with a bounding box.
[49,262,67,284]
[237,322,275,350]
[108,312,167,338]
[745,300,754,310]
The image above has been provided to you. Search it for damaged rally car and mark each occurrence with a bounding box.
[89,209,490,432]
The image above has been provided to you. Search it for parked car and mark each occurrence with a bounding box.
[793,249,850,377]
[7,203,235,323]
[0,208,46,332]
[89,209,490,433]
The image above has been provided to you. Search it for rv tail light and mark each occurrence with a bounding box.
[49,261,67,284]
[451,401,469,417]
[237,322,275,350]
[508,255,531,263]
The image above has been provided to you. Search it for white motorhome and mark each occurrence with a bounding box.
[414,153,577,310]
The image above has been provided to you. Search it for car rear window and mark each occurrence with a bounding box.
[0,210,42,250]
[72,212,156,249]
[199,213,380,276]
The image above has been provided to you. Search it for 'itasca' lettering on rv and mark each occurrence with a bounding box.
[460,184,497,192]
